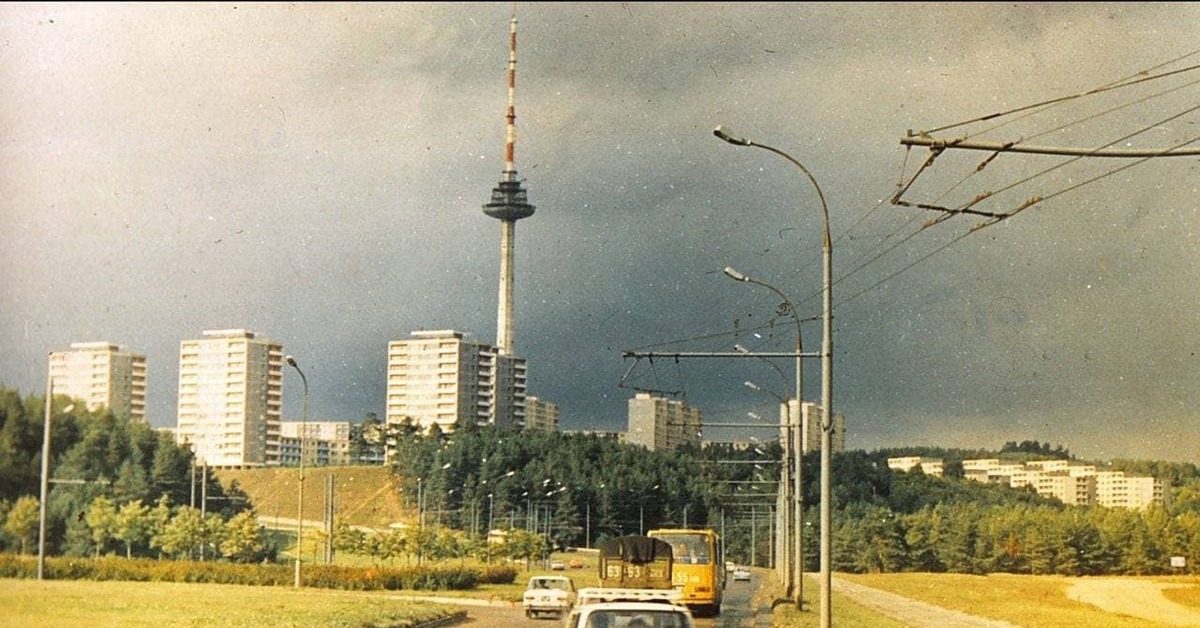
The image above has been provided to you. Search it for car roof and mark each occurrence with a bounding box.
[581,601,692,613]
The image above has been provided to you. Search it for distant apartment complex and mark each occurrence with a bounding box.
[624,392,702,451]
[385,330,527,433]
[887,456,1168,510]
[279,421,351,467]
[886,456,946,476]
[48,342,146,421]
[174,329,282,468]
[525,396,559,432]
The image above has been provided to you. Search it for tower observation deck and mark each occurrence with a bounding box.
[483,9,535,357]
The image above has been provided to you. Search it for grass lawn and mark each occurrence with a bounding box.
[0,579,461,628]
[837,572,1198,628]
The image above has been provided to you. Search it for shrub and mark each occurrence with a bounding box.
[0,553,492,591]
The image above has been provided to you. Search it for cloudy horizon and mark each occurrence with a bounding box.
[4,2,1199,463]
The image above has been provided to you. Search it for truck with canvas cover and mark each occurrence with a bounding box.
[575,535,684,608]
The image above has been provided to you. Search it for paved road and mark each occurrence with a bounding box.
[405,575,762,627]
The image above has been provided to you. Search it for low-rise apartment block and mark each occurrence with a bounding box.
[279,421,351,466]
[962,458,1166,510]
[887,456,945,476]
[525,395,559,432]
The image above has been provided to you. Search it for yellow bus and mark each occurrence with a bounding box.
[648,528,725,616]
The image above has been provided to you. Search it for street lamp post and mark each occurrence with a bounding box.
[727,267,804,610]
[286,355,308,589]
[715,125,833,627]
[37,374,54,581]
[486,493,495,563]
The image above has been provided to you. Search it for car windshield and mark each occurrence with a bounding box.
[531,578,570,591]
[584,610,688,628]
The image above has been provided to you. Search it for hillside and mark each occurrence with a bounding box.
[214,466,411,529]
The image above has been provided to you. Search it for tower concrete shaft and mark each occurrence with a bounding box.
[482,9,534,356]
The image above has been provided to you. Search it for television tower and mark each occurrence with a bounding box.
[482,6,535,356]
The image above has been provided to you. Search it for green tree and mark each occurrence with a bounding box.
[501,527,547,568]
[113,459,150,505]
[220,510,266,563]
[146,495,173,558]
[155,506,204,559]
[85,495,120,557]
[3,495,41,554]
[115,499,152,558]
[332,518,366,556]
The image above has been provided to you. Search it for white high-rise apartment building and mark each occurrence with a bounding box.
[784,400,846,453]
[625,392,701,451]
[385,330,527,433]
[175,329,282,467]
[48,342,146,420]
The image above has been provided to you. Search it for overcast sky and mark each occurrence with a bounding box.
[4,2,1199,463]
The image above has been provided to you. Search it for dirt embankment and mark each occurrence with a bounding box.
[215,466,408,529]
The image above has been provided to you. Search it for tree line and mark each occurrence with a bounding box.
[0,387,261,560]
[8,382,1200,577]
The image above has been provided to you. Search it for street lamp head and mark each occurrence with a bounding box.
[734,344,750,354]
[714,125,751,146]
[744,381,761,392]
[286,355,297,368]
[723,266,749,282]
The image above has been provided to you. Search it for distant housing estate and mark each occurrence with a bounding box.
[49,329,854,468]
[887,456,1168,510]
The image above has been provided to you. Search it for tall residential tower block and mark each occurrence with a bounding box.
[385,330,526,434]
[49,342,146,421]
[174,329,282,467]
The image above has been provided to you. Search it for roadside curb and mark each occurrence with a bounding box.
[413,610,468,628]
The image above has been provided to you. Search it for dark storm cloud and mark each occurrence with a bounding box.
[3,2,1198,462]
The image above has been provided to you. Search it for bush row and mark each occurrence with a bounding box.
[0,554,516,590]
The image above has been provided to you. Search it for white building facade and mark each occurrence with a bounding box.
[175,329,282,467]
[525,395,559,432]
[385,330,527,433]
[48,342,146,421]
[279,421,351,466]
[784,400,846,453]
[962,458,1166,510]
[625,392,702,451]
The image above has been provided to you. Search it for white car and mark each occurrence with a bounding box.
[563,600,696,628]
[732,566,751,581]
[522,575,577,619]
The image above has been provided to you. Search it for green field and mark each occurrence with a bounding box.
[6,568,1200,627]
[817,572,1200,628]
[0,579,460,628]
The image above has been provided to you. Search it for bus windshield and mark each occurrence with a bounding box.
[650,532,711,565]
